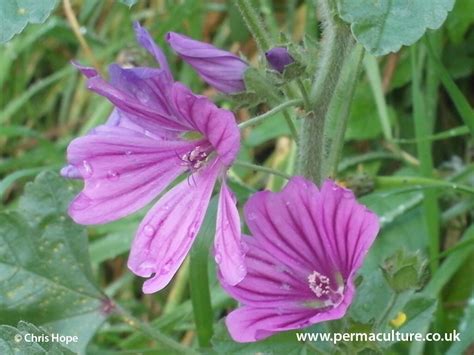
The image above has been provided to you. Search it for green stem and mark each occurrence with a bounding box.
[189,213,215,348]
[233,160,291,180]
[298,0,353,184]
[296,78,310,110]
[238,99,303,129]
[323,44,365,178]
[374,175,474,195]
[116,305,197,355]
[235,0,272,52]
[375,293,399,330]
[283,111,300,143]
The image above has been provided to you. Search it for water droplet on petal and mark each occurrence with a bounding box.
[82,160,93,178]
[247,212,257,221]
[70,193,92,211]
[125,150,133,156]
[143,224,155,237]
[136,90,150,103]
[107,170,120,181]
[280,283,292,291]
[215,253,222,264]
[160,260,173,274]
[240,241,249,253]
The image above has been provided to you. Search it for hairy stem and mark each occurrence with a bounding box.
[238,99,303,129]
[234,160,291,180]
[235,0,272,52]
[323,44,365,178]
[298,0,354,184]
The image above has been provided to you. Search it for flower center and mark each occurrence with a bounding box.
[181,146,209,171]
[306,270,344,308]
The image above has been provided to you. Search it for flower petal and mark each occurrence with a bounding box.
[133,22,173,81]
[244,176,335,275]
[214,181,246,286]
[170,83,240,165]
[166,32,247,94]
[226,283,353,343]
[244,177,379,279]
[128,160,222,293]
[314,180,380,277]
[265,47,294,73]
[67,125,193,224]
[219,236,315,308]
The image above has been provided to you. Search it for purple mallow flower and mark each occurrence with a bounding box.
[265,47,294,73]
[219,177,380,342]
[63,23,247,293]
[166,32,248,94]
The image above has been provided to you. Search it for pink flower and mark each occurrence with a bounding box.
[64,23,247,293]
[219,177,380,342]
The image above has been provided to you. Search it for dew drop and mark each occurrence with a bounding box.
[280,283,292,291]
[70,193,92,211]
[107,170,120,181]
[82,160,93,178]
[143,224,155,237]
[247,212,257,221]
[136,90,150,103]
[215,253,222,264]
[125,150,133,156]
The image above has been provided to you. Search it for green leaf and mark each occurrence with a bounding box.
[336,0,455,55]
[0,0,58,43]
[345,82,395,141]
[398,296,437,334]
[0,172,109,353]
[0,321,75,354]
[18,171,76,222]
[245,112,293,147]
[446,290,474,355]
[445,0,474,44]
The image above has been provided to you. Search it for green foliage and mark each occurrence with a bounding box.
[0,0,58,43]
[336,0,455,55]
[0,172,108,353]
[0,321,75,355]
[381,250,426,293]
[1,1,473,353]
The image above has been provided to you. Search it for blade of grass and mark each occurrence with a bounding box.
[0,66,73,123]
[411,45,440,272]
[364,53,393,141]
[189,199,217,348]
[424,37,474,137]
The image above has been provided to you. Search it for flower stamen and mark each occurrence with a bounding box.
[307,270,344,308]
[180,146,209,171]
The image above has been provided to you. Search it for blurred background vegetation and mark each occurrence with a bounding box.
[1,0,473,354]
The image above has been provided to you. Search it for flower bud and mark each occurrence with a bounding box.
[265,47,294,73]
[166,32,248,94]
